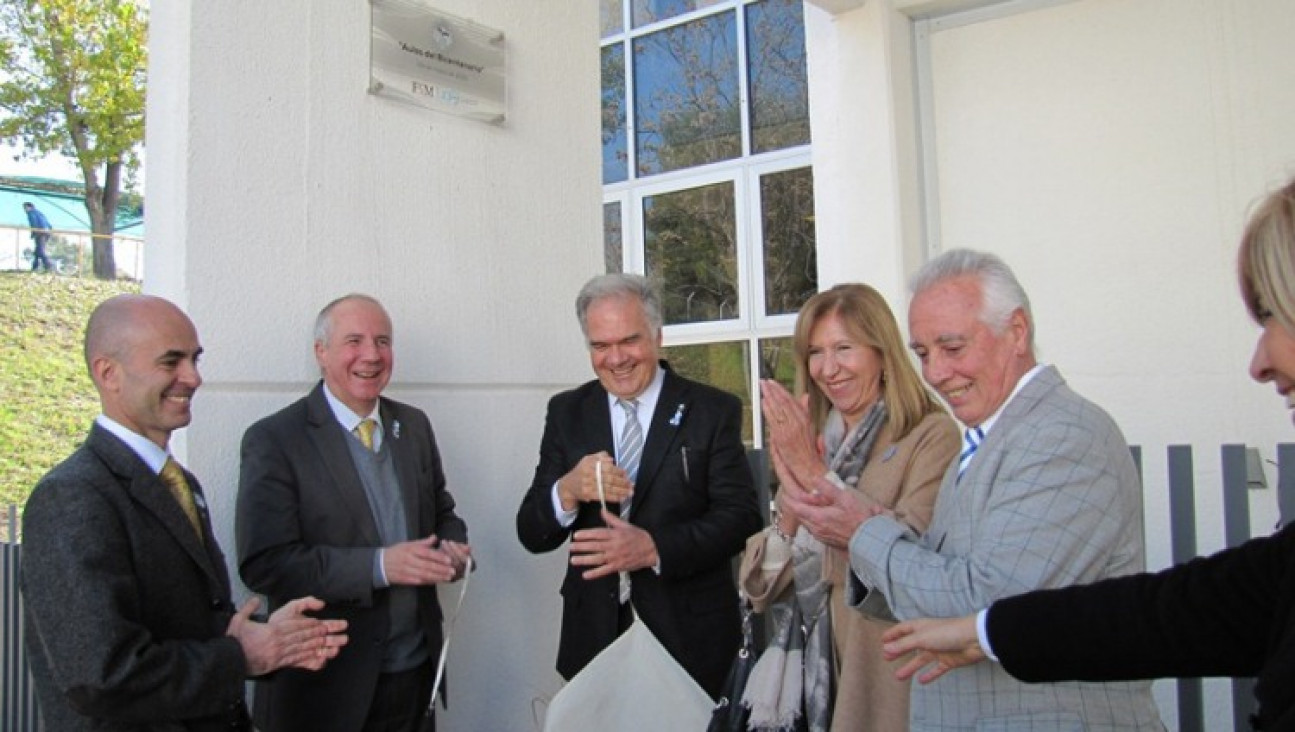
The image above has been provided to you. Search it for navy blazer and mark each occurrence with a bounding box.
[22,423,251,731]
[236,382,468,732]
[516,367,761,697]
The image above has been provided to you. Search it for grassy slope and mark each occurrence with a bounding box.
[0,272,138,536]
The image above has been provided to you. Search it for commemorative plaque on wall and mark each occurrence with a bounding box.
[370,0,506,123]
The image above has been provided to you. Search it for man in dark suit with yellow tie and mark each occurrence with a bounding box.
[20,294,348,732]
[237,293,471,732]
[516,273,761,698]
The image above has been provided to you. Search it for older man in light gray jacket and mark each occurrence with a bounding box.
[781,250,1162,730]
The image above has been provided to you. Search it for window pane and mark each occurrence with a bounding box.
[601,0,624,38]
[604,201,623,273]
[644,181,737,325]
[602,44,628,184]
[760,167,816,316]
[758,336,795,384]
[758,336,795,449]
[746,0,810,153]
[631,0,726,28]
[634,13,740,176]
[662,340,754,446]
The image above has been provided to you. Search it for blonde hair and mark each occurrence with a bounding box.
[792,283,944,440]
[1240,178,1295,333]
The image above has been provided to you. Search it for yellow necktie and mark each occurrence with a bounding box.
[355,418,377,451]
[159,458,204,542]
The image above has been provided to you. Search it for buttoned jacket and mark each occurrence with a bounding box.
[22,423,250,732]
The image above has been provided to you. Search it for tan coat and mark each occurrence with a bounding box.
[739,411,959,732]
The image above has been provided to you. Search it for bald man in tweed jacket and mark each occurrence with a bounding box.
[21,295,345,732]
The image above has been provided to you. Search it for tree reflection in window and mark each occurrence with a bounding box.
[601,0,624,38]
[604,202,623,273]
[632,0,727,29]
[600,0,815,444]
[634,13,740,176]
[662,336,795,447]
[662,340,752,444]
[747,0,810,153]
[602,44,628,185]
[644,182,737,324]
[761,167,816,316]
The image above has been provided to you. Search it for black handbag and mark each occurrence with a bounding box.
[707,598,757,732]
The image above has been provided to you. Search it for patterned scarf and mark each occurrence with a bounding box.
[745,401,888,731]
[822,400,888,488]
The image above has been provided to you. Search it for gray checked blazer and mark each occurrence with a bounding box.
[848,365,1164,730]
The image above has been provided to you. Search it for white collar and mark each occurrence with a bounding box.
[96,414,170,474]
[976,362,1047,437]
[606,364,666,420]
[322,384,385,451]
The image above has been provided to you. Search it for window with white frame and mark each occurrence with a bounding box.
[601,0,816,445]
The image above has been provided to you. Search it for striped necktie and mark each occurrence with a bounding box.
[616,399,643,490]
[958,426,985,480]
[615,399,643,603]
[159,457,204,542]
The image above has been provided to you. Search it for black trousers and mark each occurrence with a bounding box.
[361,662,435,732]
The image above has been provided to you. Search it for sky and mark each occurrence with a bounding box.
[0,142,146,193]
[0,141,83,182]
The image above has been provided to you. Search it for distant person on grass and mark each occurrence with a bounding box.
[23,202,54,272]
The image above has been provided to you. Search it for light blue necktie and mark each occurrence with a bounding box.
[615,399,643,602]
[958,426,985,480]
[616,399,643,491]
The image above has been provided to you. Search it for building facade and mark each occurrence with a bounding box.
[149,1,1295,728]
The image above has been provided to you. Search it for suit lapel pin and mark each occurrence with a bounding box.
[392,420,401,439]
[668,403,686,427]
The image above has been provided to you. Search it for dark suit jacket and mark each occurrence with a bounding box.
[236,382,468,732]
[989,521,1295,731]
[515,367,761,697]
[21,423,250,732]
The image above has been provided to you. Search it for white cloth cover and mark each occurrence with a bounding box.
[544,614,713,731]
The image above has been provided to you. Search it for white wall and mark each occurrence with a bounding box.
[804,0,924,306]
[147,2,600,729]
[923,0,1295,536]
[807,0,1295,727]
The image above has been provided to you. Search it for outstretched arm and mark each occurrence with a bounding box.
[881,614,985,684]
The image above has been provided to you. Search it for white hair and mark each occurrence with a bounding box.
[909,248,1034,348]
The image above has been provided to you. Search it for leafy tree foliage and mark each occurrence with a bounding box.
[0,0,147,279]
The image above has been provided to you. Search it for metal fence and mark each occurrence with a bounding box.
[0,225,144,279]
[1155,444,1295,732]
[2,444,1292,730]
[2,508,41,732]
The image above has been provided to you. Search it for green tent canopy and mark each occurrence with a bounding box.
[0,176,144,237]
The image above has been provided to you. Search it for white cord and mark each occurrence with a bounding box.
[595,458,606,511]
[427,556,474,714]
